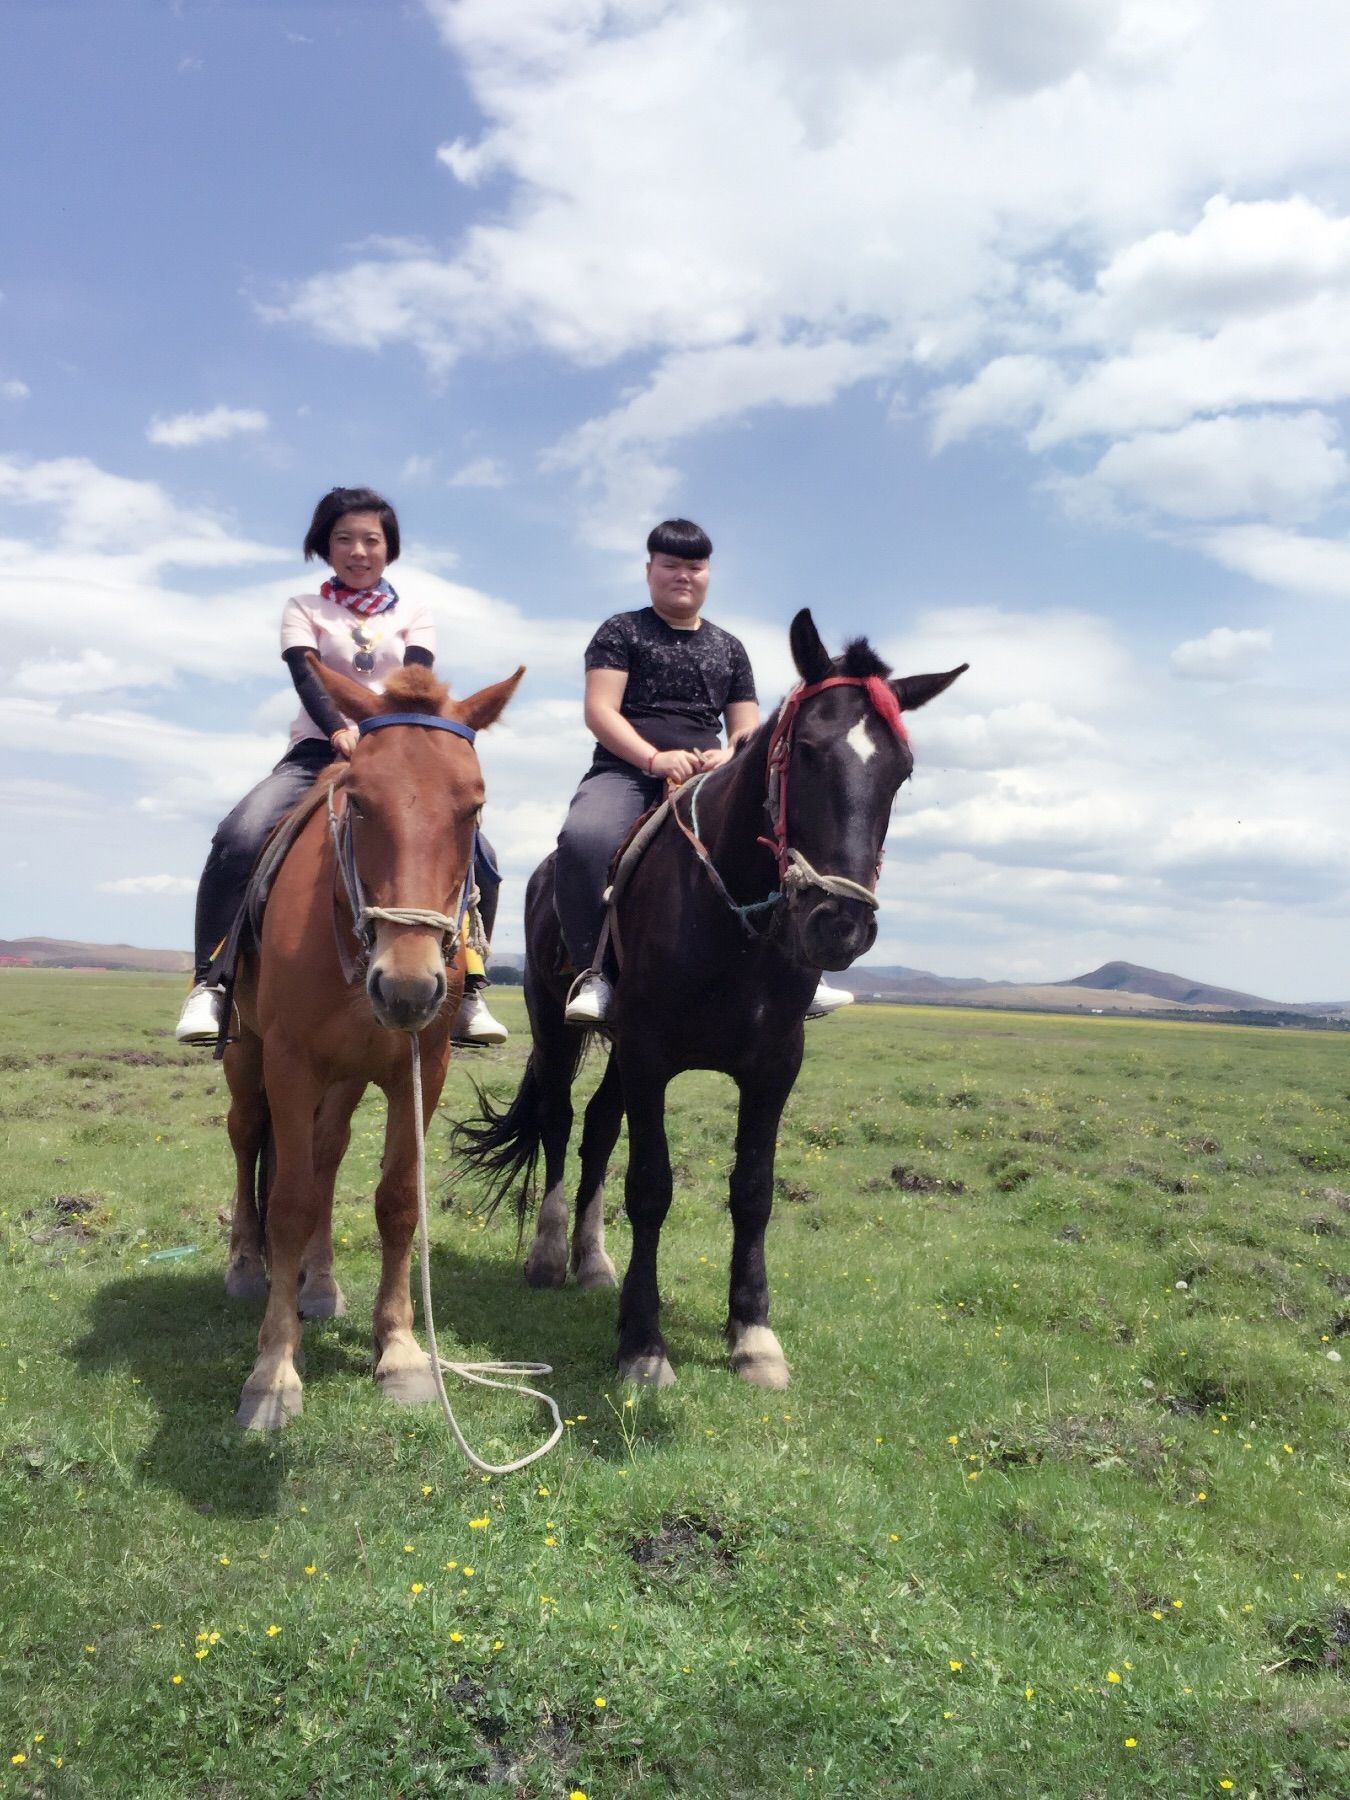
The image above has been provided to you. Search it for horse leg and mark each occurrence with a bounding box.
[570,1054,622,1290]
[725,1056,801,1390]
[616,1053,676,1387]
[297,1078,365,1320]
[223,1027,269,1302]
[372,1041,449,1405]
[236,1053,322,1429]
[522,1041,576,1289]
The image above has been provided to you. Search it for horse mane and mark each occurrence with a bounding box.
[835,637,892,679]
[378,666,451,715]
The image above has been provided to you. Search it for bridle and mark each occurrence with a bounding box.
[671,673,909,936]
[327,711,486,977]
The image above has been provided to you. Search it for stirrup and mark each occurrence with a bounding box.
[563,969,613,1029]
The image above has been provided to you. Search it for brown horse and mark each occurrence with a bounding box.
[225,659,523,1430]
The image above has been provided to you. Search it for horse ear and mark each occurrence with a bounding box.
[891,664,969,711]
[455,666,526,732]
[789,609,832,684]
[309,654,384,723]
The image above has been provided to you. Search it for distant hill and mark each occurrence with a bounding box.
[1057,960,1284,1012]
[840,958,1348,1023]
[3,939,1344,1023]
[0,937,191,974]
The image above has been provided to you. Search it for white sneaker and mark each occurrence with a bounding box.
[175,982,226,1045]
[564,970,613,1027]
[450,989,508,1046]
[806,979,854,1020]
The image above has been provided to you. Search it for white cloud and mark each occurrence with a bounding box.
[1064,412,1347,523]
[1171,626,1273,681]
[448,455,508,488]
[97,874,198,896]
[1197,524,1350,598]
[13,649,149,697]
[2,378,29,401]
[1093,194,1350,334]
[263,2,1350,603]
[147,405,269,448]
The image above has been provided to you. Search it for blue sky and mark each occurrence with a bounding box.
[4,0,1349,1000]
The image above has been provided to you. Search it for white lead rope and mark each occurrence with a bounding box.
[410,1032,564,1475]
[780,848,881,909]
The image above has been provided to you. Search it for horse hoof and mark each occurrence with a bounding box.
[376,1356,440,1406]
[574,1252,618,1291]
[523,1247,568,1289]
[729,1326,791,1390]
[297,1276,347,1321]
[235,1374,303,1432]
[618,1352,676,1388]
[225,1259,268,1302]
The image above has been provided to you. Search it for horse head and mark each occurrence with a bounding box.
[308,656,524,1032]
[772,608,966,972]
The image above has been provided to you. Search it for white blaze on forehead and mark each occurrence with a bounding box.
[845,716,877,763]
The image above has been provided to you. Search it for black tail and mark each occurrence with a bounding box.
[451,1058,548,1227]
[451,1034,588,1227]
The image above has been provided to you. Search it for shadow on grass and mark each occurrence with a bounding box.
[423,1239,715,1460]
[68,1238,715,1503]
[69,1270,372,1520]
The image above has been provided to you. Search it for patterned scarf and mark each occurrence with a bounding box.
[320,576,399,619]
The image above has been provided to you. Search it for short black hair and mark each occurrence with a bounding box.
[646,518,712,560]
[303,486,401,564]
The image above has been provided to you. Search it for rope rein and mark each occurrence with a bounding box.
[321,713,562,1475]
[410,1033,564,1475]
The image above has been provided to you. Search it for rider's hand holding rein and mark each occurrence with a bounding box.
[330,726,360,761]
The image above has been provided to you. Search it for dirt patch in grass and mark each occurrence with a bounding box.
[52,1193,100,1215]
[1265,1608,1350,1677]
[1302,1213,1344,1237]
[31,1220,94,1244]
[889,1164,965,1195]
[630,1512,736,1581]
[774,1177,818,1205]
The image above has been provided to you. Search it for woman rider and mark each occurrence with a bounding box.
[174,485,508,1047]
[556,517,852,1026]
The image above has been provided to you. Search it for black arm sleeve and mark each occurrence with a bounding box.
[403,645,435,668]
[282,646,345,739]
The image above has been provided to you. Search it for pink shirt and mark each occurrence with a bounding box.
[280,590,437,745]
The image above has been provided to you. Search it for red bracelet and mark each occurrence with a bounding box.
[646,750,659,774]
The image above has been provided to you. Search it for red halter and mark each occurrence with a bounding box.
[758,675,909,885]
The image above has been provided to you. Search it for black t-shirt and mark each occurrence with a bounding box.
[584,607,757,766]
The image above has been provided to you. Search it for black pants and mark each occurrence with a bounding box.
[553,762,664,971]
[193,739,500,979]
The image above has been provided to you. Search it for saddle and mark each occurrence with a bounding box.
[591,792,675,975]
[209,771,341,1058]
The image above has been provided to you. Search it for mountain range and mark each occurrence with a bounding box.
[2,940,1345,1024]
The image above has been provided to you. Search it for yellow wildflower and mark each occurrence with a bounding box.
[1106,1670,1122,1684]
[594,1696,606,1708]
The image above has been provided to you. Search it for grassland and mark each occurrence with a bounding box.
[1,970,1348,1798]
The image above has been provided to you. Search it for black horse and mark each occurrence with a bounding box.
[454,610,966,1387]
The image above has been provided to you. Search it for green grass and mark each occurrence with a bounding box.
[1,970,1348,1797]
